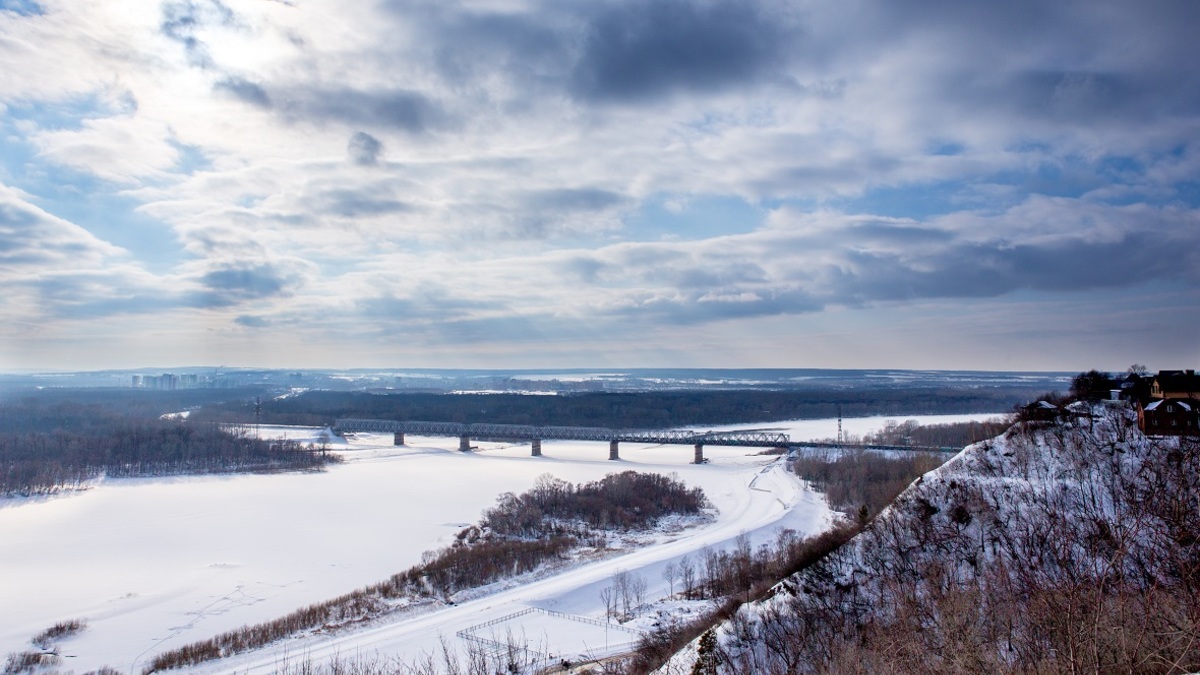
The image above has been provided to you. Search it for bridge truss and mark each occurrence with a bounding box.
[332,418,954,461]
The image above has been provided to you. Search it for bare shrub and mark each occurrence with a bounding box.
[3,651,61,675]
[31,618,86,649]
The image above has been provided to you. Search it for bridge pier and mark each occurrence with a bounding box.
[693,443,705,464]
[393,432,405,446]
[609,440,619,460]
[459,435,471,452]
[531,438,542,456]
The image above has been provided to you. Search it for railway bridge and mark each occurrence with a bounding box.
[333,418,956,463]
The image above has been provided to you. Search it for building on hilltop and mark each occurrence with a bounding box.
[1136,369,1200,437]
[1150,369,1200,400]
[1140,399,1199,437]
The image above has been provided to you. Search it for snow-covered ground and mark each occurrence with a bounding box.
[0,413,999,673]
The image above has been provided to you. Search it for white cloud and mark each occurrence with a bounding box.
[33,115,180,182]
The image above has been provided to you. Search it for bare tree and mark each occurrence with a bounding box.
[678,555,696,599]
[630,572,648,613]
[662,561,678,597]
[600,586,615,621]
[611,569,632,621]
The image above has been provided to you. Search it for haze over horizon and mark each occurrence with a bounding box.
[1,0,1197,372]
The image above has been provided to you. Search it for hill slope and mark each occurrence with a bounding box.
[661,405,1200,674]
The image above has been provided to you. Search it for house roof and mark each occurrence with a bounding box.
[1154,371,1200,393]
[1145,399,1193,412]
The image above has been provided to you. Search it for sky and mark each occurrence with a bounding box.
[0,0,1197,372]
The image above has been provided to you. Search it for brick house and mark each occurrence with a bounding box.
[1139,398,1199,437]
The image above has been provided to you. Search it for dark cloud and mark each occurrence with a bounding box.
[234,315,269,328]
[847,222,955,245]
[285,88,443,134]
[816,216,1200,305]
[348,131,383,166]
[195,261,295,307]
[569,0,794,102]
[306,187,412,218]
[214,77,272,108]
[562,256,607,283]
[567,199,1200,327]
[427,10,571,89]
[526,188,625,212]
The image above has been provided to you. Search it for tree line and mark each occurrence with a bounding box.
[791,450,948,522]
[857,417,1011,448]
[0,424,335,497]
[190,388,1042,429]
[0,397,336,497]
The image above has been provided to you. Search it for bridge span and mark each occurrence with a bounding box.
[333,418,957,463]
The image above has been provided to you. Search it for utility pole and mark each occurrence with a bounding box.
[254,396,261,440]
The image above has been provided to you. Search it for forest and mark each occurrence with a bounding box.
[0,393,334,498]
[191,387,1035,429]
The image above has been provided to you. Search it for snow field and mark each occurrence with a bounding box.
[0,414,996,673]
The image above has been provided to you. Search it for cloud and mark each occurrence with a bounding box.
[569,0,795,102]
[549,198,1200,325]
[348,131,382,165]
[234,314,269,328]
[525,188,625,212]
[32,115,182,182]
[194,258,311,307]
[302,185,412,218]
[160,0,237,68]
[214,76,272,108]
[0,183,123,267]
[282,87,444,134]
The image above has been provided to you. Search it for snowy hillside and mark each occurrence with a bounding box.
[661,405,1200,674]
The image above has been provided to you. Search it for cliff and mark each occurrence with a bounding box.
[661,405,1200,674]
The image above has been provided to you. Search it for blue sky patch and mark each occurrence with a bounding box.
[624,194,766,240]
[0,0,43,16]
